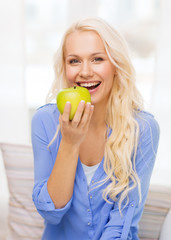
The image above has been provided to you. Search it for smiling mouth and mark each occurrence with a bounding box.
[77,82,101,90]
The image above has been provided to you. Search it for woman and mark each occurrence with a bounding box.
[31,17,160,239]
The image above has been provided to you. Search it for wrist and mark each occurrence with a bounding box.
[60,139,80,155]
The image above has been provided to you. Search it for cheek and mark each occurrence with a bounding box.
[65,66,78,84]
[96,64,115,81]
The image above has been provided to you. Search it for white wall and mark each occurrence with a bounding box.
[67,0,99,22]
[0,0,29,238]
[0,0,29,145]
[150,0,171,186]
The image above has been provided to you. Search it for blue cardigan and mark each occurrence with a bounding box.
[31,104,160,240]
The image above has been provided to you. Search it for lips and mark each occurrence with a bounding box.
[76,81,101,90]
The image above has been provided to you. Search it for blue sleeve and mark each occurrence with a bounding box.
[31,106,72,225]
[99,113,160,240]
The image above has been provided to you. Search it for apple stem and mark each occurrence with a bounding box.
[74,86,76,89]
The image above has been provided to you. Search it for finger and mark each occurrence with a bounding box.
[86,104,94,125]
[79,102,91,126]
[71,100,85,127]
[61,102,71,123]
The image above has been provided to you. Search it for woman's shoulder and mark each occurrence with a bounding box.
[31,103,60,140]
[36,103,58,114]
[32,103,60,126]
[33,103,59,118]
[135,109,159,128]
[135,109,160,145]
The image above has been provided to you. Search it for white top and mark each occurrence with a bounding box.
[81,162,100,185]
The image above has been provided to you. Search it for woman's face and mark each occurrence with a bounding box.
[64,30,115,106]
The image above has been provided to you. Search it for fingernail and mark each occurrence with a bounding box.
[80,100,85,105]
[66,101,71,106]
[91,105,94,110]
[65,102,71,108]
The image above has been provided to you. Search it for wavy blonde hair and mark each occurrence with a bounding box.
[46,17,144,211]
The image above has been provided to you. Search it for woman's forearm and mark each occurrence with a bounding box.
[47,139,80,209]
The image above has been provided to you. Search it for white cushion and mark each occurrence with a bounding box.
[139,185,171,239]
[0,143,44,240]
[159,208,171,240]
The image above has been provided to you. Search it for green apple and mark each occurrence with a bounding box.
[56,86,91,120]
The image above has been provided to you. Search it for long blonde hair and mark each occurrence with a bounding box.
[46,17,144,211]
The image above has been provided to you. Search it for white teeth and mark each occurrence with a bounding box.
[79,82,100,87]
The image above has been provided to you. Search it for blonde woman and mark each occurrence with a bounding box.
[31,17,160,240]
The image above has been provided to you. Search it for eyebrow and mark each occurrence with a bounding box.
[66,52,106,58]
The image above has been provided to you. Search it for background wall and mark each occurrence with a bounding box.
[0,1,28,237]
[0,0,171,239]
[0,0,29,145]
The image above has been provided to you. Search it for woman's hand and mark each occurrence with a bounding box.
[59,100,94,148]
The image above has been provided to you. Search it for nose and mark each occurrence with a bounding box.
[79,61,93,78]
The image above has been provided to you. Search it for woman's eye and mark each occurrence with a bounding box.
[69,59,79,64]
[93,57,103,62]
